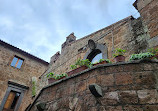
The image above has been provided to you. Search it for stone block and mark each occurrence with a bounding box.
[106,106,123,111]
[75,80,87,92]
[89,107,97,111]
[87,76,97,85]
[123,64,143,72]
[137,89,158,104]
[117,85,132,91]
[143,105,158,111]
[134,71,156,89]
[124,105,143,111]
[119,91,138,104]
[56,87,66,99]
[100,74,114,86]
[115,72,133,85]
[100,91,119,105]
[65,84,75,96]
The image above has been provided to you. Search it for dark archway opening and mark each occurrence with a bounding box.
[87,49,102,62]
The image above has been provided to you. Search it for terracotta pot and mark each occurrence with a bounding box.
[48,77,65,84]
[114,55,125,63]
[93,61,107,66]
[155,54,158,59]
[67,65,88,76]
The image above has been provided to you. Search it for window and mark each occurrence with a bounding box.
[0,81,29,111]
[11,56,24,69]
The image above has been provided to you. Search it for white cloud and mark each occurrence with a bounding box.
[0,0,139,62]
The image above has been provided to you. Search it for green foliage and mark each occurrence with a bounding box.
[46,73,68,80]
[70,65,77,70]
[70,59,91,69]
[148,48,158,54]
[98,59,112,63]
[99,59,105,63]
[105,59,112,63]
[129,52,154,61]
[32,81,36,97]
[113,48,126,57]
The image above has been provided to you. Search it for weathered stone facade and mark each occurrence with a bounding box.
[29,61,158,111]
[0,40,48,111]
[0,0,158,110]
[40,0,158,86]
[28,0,158,110]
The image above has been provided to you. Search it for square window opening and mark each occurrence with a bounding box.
[11,56,24,69]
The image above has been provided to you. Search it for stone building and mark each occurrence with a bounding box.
[28,0,158,111]
[0,40,49,111]
[0,0,158,111]
[39,0,158,85]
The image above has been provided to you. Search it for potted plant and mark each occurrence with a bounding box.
[148,48,158,59]
[93,59,112,66]
[113,48,126,62]
[67,59,91,76]
[46,72,68,84]
[129,52,155,62]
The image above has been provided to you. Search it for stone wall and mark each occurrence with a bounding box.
[41,16,143,77]
[40,16,151,85]
[40,0,158,86]
[134,0,158,48]
[29,61,158,111]
[0,41,48,111]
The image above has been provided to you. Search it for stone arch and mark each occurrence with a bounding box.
[83,43,108,61]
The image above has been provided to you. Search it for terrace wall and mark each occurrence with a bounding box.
[29,61,158,111]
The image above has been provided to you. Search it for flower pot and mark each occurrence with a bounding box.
[155,54,158,59]
[48,77,65,84]
[114,55,125,63]
[93,61,107,66]
[67,65,88,76]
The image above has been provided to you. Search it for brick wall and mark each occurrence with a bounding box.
[0,42,48,111]
[29,61,158,111]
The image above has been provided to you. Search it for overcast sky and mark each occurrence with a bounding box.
[0,0,139,62]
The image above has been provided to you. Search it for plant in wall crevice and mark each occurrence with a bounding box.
[32,78,36,97]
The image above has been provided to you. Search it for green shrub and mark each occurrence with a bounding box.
[113,48,126,57]
[70,59,91,69]
[129,52,154,61]
[99,59,112,63]
[46,73,68,80]
[148,48,158,54]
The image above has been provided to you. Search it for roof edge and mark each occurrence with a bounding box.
[0,39,49,66]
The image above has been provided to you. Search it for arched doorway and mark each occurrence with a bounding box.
[86,49,102,63]
[83,40,108,62]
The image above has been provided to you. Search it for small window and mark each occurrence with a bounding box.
[11,56,24,69]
